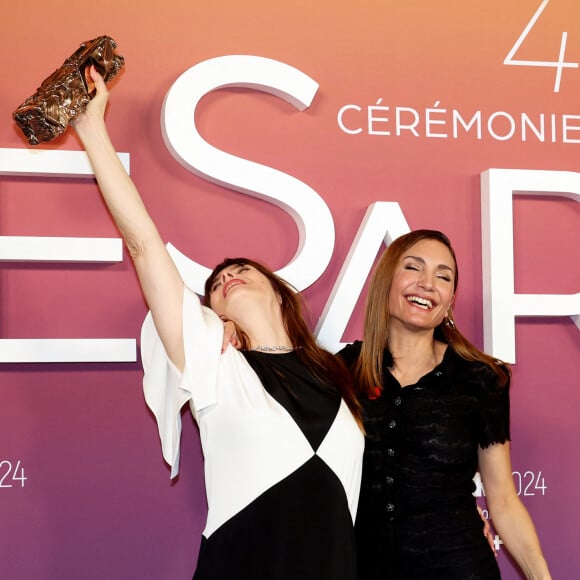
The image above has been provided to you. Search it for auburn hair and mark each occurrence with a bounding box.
[355,230,510,397]
[204,258,363,427]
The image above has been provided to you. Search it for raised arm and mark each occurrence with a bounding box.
[478,442,551,580]
[73,67,185,370]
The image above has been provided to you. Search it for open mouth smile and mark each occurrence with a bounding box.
[223,279,245,297]
[406,295,434,309]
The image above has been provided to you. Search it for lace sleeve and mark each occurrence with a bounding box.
[478,367,510,449]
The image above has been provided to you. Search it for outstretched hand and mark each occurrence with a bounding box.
[71,65,109,134]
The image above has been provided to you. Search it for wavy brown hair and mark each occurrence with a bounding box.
[204,258,362,427]
[355,230,509,397]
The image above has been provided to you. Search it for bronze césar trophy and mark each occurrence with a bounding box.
[13,36,124,145]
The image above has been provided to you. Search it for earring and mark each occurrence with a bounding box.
[445,315,456,330]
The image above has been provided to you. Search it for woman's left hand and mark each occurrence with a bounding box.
[478,505,497,557]
[221,319,242,353]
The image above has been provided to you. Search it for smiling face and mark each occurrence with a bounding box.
[387,238,456,332]
[203,257,311,352]
[207,262,277,319]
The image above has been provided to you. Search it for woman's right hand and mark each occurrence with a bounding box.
[68,62,187,372]
[72,65,109,136]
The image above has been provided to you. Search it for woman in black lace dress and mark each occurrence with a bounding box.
[340,230,551,580]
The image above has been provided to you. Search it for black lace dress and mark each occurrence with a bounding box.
[339,342,510,580]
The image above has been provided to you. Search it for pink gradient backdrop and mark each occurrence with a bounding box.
[1,1,578,578]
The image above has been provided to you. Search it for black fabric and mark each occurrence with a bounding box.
[193,350,356,580]
[193,456,357,580]
[242,350,341,451]
[340,341,509,580]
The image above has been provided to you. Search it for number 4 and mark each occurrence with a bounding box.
[535,470,547,495]
[12,461,27,488]
[504,0,579,92]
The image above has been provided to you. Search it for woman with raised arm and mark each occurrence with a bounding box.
[340,229,551,580]
[73,67,363,580]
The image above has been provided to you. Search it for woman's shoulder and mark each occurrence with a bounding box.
[336,340,362,367]
[445,347,509,392]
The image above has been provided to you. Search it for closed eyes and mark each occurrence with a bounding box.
[210,265,251,293]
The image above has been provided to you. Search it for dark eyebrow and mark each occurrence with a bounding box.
[403,255,424,263]
[403,255,454,272]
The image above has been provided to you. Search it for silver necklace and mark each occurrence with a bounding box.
[249,345,294,352]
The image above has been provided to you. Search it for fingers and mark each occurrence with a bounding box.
[89,65,107,92]
[221,319,243,353]
[73,66,109,129]
[221,320,237,353]
[71,66,112,138]
[88,65,109,100]
[478,506,498,557]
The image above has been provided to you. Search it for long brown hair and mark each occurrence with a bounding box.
[355,230,509,396]
[204,258,362,426]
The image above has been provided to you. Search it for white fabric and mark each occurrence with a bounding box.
[141,286,363,537]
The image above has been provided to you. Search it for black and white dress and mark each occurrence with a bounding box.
[141,287,364,580]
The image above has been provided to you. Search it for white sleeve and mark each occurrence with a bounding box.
[140,285,224,478]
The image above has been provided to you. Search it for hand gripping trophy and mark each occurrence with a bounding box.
[13,36,124,145]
